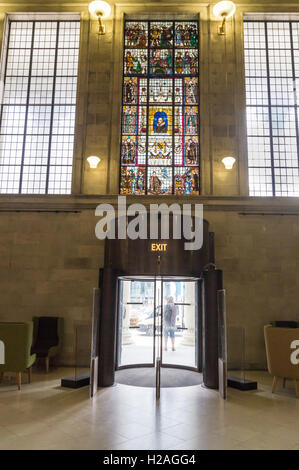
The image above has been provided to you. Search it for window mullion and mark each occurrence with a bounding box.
[18,21,35,194]
[145,20,150,195]
[264,22,276,196]
[289,22,299,172]
[45,21,59,194]
[0,21,11,151]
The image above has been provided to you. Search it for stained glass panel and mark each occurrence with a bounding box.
[120,20,200,195]
[174,166,200,195]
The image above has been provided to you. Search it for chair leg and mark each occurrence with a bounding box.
[0,372,4,383]
[283,377,287,388]
[45,357,49,373]
[27,367,32,384]
[272,376,278,393]
[16,372,21,391]
[295,380,299,398]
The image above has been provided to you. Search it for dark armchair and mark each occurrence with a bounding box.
[31,317,63,372]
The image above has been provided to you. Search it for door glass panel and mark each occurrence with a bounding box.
[155,277,163,360]
[117,279,155,366]
[162,280,198,368]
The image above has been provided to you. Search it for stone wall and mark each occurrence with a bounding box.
[0,209,105,364]
[0,203,298,368]
[208,210,299,368]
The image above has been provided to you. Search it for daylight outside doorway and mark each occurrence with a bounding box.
[117,276,199,371]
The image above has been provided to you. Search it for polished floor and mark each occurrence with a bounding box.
[0,367,298,450]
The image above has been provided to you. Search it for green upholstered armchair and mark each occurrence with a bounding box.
[0,322,36,390]
[31,317,63,372]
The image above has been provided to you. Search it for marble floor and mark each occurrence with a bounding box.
[0,368,298,450]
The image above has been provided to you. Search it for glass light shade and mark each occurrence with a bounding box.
[87,156,101,168]
[222,156,236,170]
[88,1,111,19]
[213,1,236,19]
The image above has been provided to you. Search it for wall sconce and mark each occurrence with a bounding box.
[222,156,236,170]
[87,156,101,168]
[88,1,111,35]
[213,1,236,35]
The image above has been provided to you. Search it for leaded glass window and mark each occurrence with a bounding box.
[0,19,80,194]
[120,20,200,195]
[244,21,299,196]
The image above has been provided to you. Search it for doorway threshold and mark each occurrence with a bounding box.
[115,367,203,388]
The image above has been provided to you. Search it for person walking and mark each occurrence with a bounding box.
[163,296,178,352]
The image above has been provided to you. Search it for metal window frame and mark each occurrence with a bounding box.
[244,20,299,197]
[0,18,80,194]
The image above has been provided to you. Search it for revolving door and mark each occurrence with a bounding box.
[116,277,200,372]
[97,217,224,391]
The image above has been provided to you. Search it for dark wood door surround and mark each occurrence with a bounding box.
[98,217,222,389]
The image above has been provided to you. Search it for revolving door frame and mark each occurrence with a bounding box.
[115,274,203,374]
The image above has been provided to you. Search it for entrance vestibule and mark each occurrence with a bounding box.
[97,217,224,392]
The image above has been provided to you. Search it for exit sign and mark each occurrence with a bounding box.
[150,243,168,252]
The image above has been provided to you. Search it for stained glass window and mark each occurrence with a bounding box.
[244,21,299,196]
[120,20,200,195]
[0,20,80,194]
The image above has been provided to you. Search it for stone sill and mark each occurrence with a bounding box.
[1,194,299,214]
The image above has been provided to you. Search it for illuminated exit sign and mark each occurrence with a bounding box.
[151,243,168,252]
